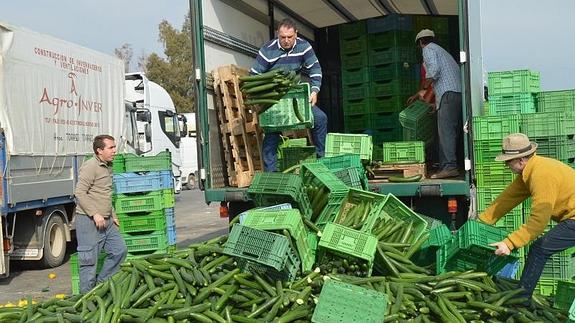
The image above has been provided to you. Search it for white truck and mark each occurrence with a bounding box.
[178,113,199,190]
[0,21,182,277]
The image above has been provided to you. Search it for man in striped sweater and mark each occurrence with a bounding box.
[250,18,328,172]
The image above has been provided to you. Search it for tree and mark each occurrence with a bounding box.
[114,43,133,73]
[136,49,149,74]
[146,14,193,113]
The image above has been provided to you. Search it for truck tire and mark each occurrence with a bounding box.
[42,215,67,268]
[185,174,196,190]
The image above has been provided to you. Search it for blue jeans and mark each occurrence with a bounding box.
[76,214,127,294]
[263,105,328,172]
[437,91,462,170]
[518,219,575,302]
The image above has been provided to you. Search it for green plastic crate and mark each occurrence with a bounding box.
[538,89,575,113]
[399,100,435,143]
[473,114,521,141]
[123,231,168,253]
[318,223,378,276]
[412,224,453,266]
[368,30,415,50]
[532,136,575,160]
[371,95,409,113]
[437,220,519,275]
[343,99,370,116]
[540,250,575,281]
[342,68,370,86]
[569,295,575,322]
[319,154,369,190]
[259,84,314,132]
[312,279,388,323]
[473,139,503,164]
[371,127,403,145]
[335,188,388,233]
[535,278,557,297]
[118,210,167,234]
[382,141,424,163]
[377,194,428,243]
[370,62,415,83]
[315,195,346,229]
[475,163,516,187]
[300,162,350,194]
[225,224,300,274]
[339,21,366,40]
[115,190,165,213]
[341,52,368,70]
[279,146,317,171]
[488,69,540,95]
[248,172,313,219]
[369,47,417,66]
[124,151,171,172]
[522,112,575,137]
[342,84,371,102]
[340,35,368,55]
[325,133,373,161]
[370,79,418,97]
[488,93,537,115]
[344,114,371,132]
[332,167,364,190]
[112,154,125,174]
[242,208,315,272]
[69,252,106,281]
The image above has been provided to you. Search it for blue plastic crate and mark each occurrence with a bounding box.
[167,223,176,245]
[113,171,173,194]
[165,208,175,227]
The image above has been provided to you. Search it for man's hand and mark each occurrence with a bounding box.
[407,90,426,104]
[113,217,120,227]
[93,214,106,230]
[490,241,511,256]
[310,91,318,106]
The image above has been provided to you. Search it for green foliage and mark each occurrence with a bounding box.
[146,14,194,112]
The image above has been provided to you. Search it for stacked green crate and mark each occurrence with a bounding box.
[113,151,176,258]
[340,21,370,134]
[367,27,418,145]
[487,70,539,115]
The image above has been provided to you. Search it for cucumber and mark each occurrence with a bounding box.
[388,174,423,182]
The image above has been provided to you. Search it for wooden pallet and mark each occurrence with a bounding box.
[212,65,263,187]
[368,163,426,183]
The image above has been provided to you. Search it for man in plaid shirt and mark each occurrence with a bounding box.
[410,29,462,179]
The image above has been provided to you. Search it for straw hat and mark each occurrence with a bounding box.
[495,133,538,162]
[415,29,435,42]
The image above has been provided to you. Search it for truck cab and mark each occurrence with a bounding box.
[189,0,484,224]
[124,73,184,192]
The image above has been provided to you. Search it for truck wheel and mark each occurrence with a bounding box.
[42,215,67,268]
[185,174,196,190]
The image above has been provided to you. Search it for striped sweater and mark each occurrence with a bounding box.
[250,37,322,94]
[479,155,575,250]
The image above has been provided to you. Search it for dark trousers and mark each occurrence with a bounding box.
[437,91,462,170]
[518,219,575,301]
[263,105,328,172]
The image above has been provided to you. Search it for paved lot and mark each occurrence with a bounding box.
[0,189,226,305]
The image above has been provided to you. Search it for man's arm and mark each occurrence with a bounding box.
[479,176,530,225]
[250,46,273,75]
[301,45,322,95]
[74,164,99,217]
[422,46,439,81]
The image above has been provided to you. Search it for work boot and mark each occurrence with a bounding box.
[430,168,459,179]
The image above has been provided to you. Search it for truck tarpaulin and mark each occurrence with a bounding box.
[0,21,124,156]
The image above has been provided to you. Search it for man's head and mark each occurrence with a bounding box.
[495,133,537,174]
[277,18,297,50]
[415,29,435,48]
[93,134,117,163]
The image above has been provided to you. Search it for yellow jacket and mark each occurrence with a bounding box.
[479,155,575,250]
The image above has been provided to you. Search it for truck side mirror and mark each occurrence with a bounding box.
[145,124,152,142]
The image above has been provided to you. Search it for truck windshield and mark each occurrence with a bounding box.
[158,112,181,148]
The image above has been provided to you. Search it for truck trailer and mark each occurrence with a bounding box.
[0,21,183,277]
[189,0,484,223]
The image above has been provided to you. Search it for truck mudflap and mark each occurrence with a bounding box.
[0,218,7,277]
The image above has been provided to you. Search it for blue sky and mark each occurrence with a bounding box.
[2,0,574,90]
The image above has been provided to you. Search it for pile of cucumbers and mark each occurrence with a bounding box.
[240,69,301,113]
[0,232,569,322]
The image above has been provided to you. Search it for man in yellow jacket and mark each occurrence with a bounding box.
[479,133,575,304]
